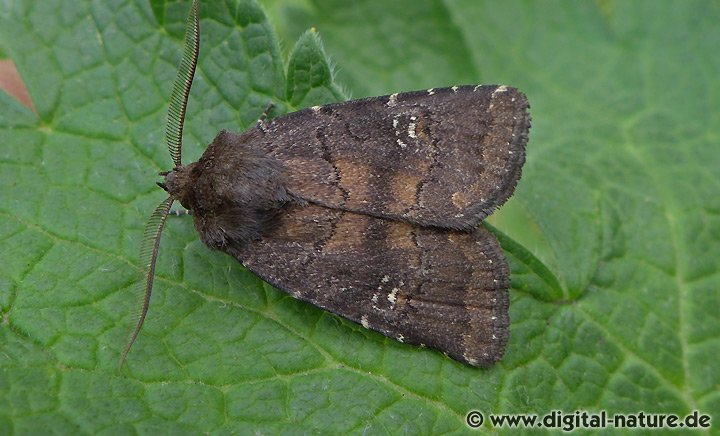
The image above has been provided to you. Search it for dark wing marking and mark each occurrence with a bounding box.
[225,204,510,367]
[258,85,529,230]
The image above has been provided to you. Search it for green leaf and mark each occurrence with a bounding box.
[1,0,719,434]
[285,29,346,107]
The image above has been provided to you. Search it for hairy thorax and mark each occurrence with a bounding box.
[164,130,293,250]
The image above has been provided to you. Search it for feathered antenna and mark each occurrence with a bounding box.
[120,0,200,369]
[166,0,200,167]
[120,197,174,368]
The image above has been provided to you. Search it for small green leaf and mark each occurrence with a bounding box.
[286,29,346,108]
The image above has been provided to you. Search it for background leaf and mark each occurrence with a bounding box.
[1,0,718,433]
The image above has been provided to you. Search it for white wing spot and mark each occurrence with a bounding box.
[492,85,508,97]
[388,288,399,305]
[361,315,370,329]
[408,122,417,138]
[392,118,399,128]
[387,93,398,107]
[427,88,435,95]
[396,334,404,343]
[311,105,321,113]
[473,85,482,92]
[463,353,479,366]
[396,138,407,148]
[451,85,459,93]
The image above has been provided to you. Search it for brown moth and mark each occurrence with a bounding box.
[122,0,530,368]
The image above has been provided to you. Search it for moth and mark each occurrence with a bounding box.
[122,0,530,368]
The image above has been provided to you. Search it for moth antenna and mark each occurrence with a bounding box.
[120,197,175,370]
[166,0,200,167]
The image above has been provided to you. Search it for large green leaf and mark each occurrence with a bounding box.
[1,0,718,433]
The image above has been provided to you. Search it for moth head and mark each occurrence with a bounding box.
[158,164,197,209]
[120,0,200,370]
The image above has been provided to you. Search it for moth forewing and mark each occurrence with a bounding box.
[259,85,529,229]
